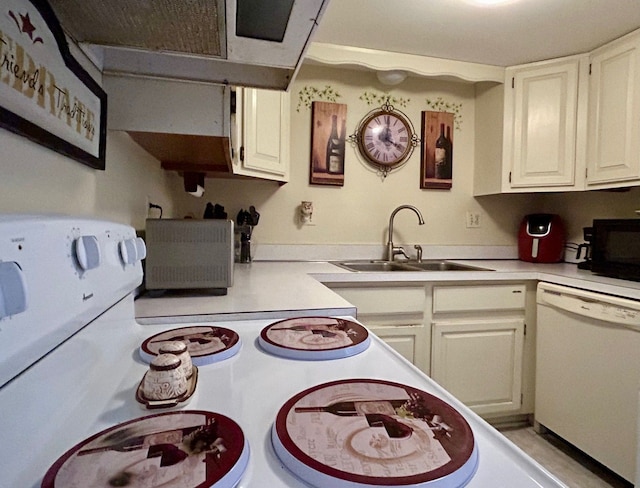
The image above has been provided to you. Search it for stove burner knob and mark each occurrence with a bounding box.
[119,239,138,265]
[0,261,28,319]
[74,235,101,271]
[135,237,147,260]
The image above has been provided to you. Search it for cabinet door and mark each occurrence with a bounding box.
[587,32,640,186]
[233,87,290,181]
[431,318,524,416]
[368,324,428,372]
[329,286,429,372]
[505,58,582,189]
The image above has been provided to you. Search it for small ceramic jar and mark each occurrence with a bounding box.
[159,340,193,379]
[143,353,187,400]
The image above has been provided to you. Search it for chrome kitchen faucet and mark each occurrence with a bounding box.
[386,205,425,261]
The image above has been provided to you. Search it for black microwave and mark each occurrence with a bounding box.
[591,219,640,281]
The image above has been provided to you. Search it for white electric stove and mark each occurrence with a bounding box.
[0,216,568,488]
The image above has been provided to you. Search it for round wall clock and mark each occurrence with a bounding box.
[351,102,418,176]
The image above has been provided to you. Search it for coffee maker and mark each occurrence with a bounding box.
[576,226,593,270]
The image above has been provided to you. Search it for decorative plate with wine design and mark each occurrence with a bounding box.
[42,410,249,488]
[140,326,241,366]
[258,316,370,360]
[272,379,478,488]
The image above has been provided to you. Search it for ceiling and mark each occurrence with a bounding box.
[312,0,640,67]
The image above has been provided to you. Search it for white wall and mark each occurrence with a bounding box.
[2,58,637,246]
[0,128,181,230]
[179,64,539,247]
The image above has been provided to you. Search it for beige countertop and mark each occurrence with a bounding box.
[135,259,640,324]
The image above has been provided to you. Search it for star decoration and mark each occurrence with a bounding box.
[8,10,43,44]
[19,12,36,39]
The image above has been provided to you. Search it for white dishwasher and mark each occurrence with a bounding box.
[536,282,640,483]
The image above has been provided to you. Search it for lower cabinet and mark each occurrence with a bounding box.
[431,318,525,415]
[366,323,427,369]
[327,280,535,420]
[327,285,429,372]
[428,283,532,418]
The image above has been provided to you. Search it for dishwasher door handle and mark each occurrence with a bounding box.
[539,289,595,317]
[538,286,640,330]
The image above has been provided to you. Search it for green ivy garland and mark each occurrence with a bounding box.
[425,97,463,131]
[296,85,342,111]
[360,91,410,108]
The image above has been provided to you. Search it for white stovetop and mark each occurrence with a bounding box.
[135,260,640,322]
[1,301,567,487]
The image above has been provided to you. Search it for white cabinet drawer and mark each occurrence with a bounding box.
[433,284,526,313]
[332,286,426,315]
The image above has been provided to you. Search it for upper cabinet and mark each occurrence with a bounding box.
[50,0,329,91]
[475,28,640,195]
[104,76,290,183]
[475,55,589,195]
[231,87,291,183]
[586,30,640,188]
[504,56,588,191]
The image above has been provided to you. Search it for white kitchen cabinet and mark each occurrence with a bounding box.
[231,87,291,183]
[503,56,586,190]
[105,76,291,182]
[586,29,640,188]
[428,283,532,418]
[327,285,429,372]
[501,55,588,192]
[474,56,588,196]
[476,27,640,195]
[329,280,536,419]
[366,324,426,367]
[431,318,525,416]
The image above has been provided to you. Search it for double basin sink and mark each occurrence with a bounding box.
[335,260,492,272]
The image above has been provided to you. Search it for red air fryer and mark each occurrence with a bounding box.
[518,214,565,263]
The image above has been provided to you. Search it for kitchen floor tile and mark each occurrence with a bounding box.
[500,426,632,488]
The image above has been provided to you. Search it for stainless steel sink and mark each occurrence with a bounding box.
[335,261,414,272]
[335,260,492,272]
[406,261,492,271]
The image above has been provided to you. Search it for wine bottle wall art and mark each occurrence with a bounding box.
[420,111,454,190]
[310,101,347,186]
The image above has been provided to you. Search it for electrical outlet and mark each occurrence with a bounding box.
[466,211,481,228]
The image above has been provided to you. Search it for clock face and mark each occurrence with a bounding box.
[358,110,413,166]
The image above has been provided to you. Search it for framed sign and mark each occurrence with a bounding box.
[0,0,107,169]
[421,111,453,189]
